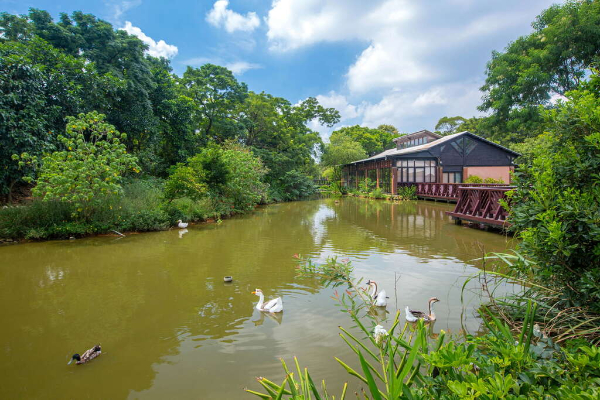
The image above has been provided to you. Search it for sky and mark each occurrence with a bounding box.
[1,0,560,140]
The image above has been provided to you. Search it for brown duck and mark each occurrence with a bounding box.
[68,344,101,365]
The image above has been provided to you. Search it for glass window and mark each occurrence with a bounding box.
[415,168,424,182]
[407,168,414,182]
[464,138,477,155]
[402,168,408,182]
[414,160,425,167]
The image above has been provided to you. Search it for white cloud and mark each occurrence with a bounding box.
[225,61,262,74]
[266,0,556,96]
[206,0,260,33]
[360,80,484,129]
[121,21,178,59]
[183,57,261,75]
[105,0,141,24]
[315,91,360,121]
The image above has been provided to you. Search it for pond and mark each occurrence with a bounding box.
[0,198,515,399]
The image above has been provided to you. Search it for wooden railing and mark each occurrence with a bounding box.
[397,182,508,200]
[446,186,514,227]
[312,178,330,186]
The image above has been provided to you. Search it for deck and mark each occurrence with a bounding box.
[445,186,514,228]
[397,182,509,202]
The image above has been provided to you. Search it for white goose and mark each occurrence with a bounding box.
[252,289,283,313]
[366,280,387,307]
[405,297,440,322]
[177,220,188,229]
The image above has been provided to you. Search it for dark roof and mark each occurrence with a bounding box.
[349,131,520,164]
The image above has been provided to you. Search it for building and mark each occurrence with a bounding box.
[342,130,519,194]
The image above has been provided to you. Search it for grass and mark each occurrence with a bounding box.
[0,178,228,241]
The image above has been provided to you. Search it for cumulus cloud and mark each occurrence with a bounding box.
[183,57,261,75]
[315,91,360,121]
[206,0,260,33]
[360,80,484,129]
[121,21,178,58]
[266,0,555,95]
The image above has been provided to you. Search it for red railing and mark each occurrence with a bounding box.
[397,182,508,200]
[446,186,514,227]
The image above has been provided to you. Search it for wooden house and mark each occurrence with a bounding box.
[342,130,519,194]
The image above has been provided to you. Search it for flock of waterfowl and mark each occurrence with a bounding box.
[251,279,440,322]
[69,238,437,365]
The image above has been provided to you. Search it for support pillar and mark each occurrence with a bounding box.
[391,167,398,195]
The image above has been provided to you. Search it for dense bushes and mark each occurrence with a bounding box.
[508,73,600,312]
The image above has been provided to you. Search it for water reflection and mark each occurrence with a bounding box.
[0,198,514,399]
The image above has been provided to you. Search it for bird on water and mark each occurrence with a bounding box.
[406,297,440,322]
[68,344,102,365]
[252,289,283,313]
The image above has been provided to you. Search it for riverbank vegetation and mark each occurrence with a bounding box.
[248,257,600,398]
[0,9,341,240]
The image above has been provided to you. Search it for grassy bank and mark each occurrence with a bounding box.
[0,178,242,241]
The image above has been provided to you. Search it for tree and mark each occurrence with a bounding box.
[479,0,600,143]
[182,64,248,142]
[236,92,339,199]
[0,36,118,200]
[321,133,368,167]
[508,72,600,311]
[377,124,399,137]
[221,143,268,211]
[329,125,394,156]
[27,112,139,213]
[435,116,467,135]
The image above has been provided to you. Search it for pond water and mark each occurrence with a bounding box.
[0,198,516,399]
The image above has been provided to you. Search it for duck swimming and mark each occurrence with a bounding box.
[68,344,101,365]
[405,297,440,322]
[177,220,188,229]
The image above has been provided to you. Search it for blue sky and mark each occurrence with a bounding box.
[1,0,559,139]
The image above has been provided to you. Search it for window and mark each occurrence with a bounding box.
[442,172,462,183]
[397,159,437,183]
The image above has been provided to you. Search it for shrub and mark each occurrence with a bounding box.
[358,177,375,195]
[483,177,505,184]
[19,112,140,215]
[397,185,417,200]
[464,174,483,183]
[221,142,269,212]
[276,169,316,201]
[369,187,384,199]
[508,73,600,312]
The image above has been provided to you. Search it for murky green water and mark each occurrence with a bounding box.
[0,198,515,399]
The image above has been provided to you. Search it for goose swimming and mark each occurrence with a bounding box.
[406,297,440,322]
[252,289,283,313]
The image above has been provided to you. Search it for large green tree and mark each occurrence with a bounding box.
[0,36,119,200]
[329,125,394,156]
[479,0,600,143]
[508,72,600,310]
[321,133,368,167]
[237,92,339,198]
[181,64,248,143]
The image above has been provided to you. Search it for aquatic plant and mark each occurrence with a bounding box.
[247,256,600,399]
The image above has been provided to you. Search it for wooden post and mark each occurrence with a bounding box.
[376,168,380,189]
[392,167,398,195]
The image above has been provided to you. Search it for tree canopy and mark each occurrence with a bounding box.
[478,0,600,143]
